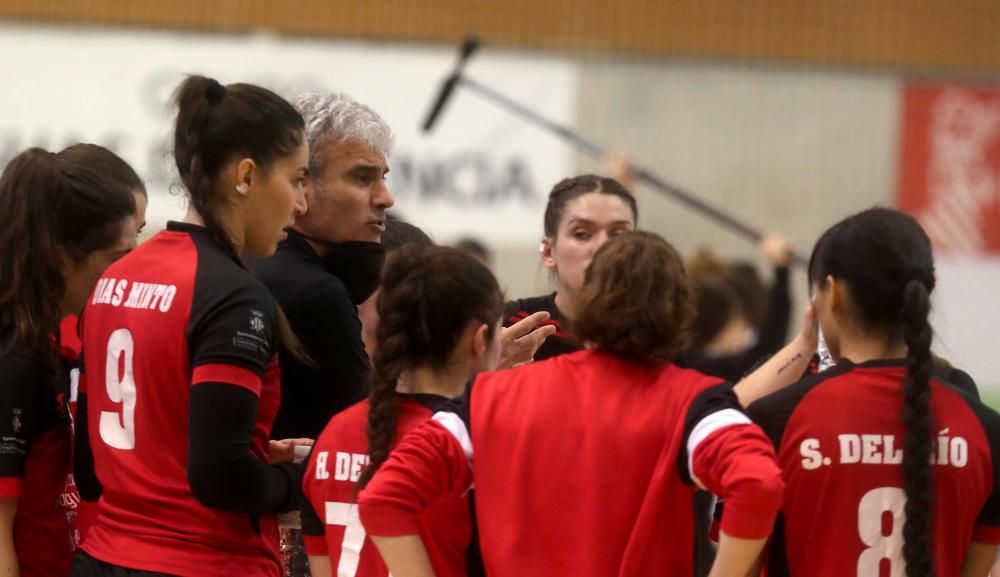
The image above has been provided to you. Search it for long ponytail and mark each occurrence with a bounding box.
[900,280,935,577]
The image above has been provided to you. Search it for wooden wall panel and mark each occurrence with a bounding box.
[1,0,998,73]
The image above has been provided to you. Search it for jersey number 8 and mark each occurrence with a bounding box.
[857,486,906,577]
[100,328,137,450]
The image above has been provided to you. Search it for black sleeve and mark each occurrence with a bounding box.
[0,355,41,482]
[188,281,277,378]
[754,266,792,359]
[676,382,742,486]
[73,392,102,501]
[941,367,980,401]
[188,382,302,514]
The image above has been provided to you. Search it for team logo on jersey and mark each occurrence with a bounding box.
[250,310,265,335]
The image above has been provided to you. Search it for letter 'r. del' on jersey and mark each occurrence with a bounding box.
[79,222,283,577]
[358,350,785,577]
[748,358,1000,577]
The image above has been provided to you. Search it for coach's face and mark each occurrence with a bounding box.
[303,138,394,243]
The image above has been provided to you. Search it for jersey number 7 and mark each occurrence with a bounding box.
[325,501,393,577]
[100,329,137,450]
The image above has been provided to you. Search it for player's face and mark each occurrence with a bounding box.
[60,217,137,316]
[543,192,635,296]
[243,142,309,257]
[304,138,394,243]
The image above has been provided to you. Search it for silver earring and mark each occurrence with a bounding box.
[235,183,249,194]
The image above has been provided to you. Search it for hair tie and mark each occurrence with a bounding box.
[205,79,227,105]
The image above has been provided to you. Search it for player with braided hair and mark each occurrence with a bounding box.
[746,207,1000,577]
[301,244,504,577]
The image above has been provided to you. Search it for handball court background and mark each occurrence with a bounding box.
[0,0,998,396]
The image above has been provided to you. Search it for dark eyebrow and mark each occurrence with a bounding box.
[567,218,633,227]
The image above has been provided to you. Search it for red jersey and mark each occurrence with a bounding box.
[80,222,284,577]
[302,394,469,577]
[359,350,784,577]
[748,358,1000,577]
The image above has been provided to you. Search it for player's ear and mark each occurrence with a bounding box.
[540,237,556,269]
[471,322,489,361]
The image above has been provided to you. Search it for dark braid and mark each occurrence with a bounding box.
[900,280,935,577]
[809,207,937,576]
[357,244,503,490]
[172,75,310,362]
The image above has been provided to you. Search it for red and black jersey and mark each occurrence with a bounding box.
[0,332,76,577]
[301,394,469,577]
[748,358,1000,577]
[503,293,580,361]
[79,221,285,577]
[359,350,784,577]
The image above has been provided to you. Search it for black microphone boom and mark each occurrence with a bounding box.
[423,36,480,132]
[421,37,807,266]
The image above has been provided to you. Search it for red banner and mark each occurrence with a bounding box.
[898,85,1000,254]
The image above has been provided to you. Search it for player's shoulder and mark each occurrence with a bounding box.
[746,362,856,447]
[503,293,556,324]
[934,378,1000,438]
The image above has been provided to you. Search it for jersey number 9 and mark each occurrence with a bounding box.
[100,328,137,450]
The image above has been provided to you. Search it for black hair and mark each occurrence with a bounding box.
[0,147,135,367]
[173,75,308,361]
[382,216,433,253]
[809,207,936,577]
[173,74,304,262]
[357,245,503,489]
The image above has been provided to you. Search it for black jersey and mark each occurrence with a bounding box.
[0,334,75,577]
[503,293,581,361]
[253,230,370,439]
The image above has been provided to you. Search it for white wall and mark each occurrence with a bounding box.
[0,22,996,390]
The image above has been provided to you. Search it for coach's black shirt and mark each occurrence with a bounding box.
[253,229,370,440]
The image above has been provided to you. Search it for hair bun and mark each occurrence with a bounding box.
[205,79,227,104]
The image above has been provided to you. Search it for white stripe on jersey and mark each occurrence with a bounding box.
[687,408,752,490]
[432,411,474,464]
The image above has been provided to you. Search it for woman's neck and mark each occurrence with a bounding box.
[836,327,907,365]
[184,207,243,253]
[553,288,577,322]
[406,364,470,399]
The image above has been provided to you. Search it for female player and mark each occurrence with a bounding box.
[72,75,310,577]
[302,244,503,577]
[0,146,137,577]
[746,207,1000,577]
[358,231,788,577]
[504,174,636,360]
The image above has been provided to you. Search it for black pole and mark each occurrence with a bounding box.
[425,38,808,267]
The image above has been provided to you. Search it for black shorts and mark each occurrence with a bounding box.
[71,551,175,577]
